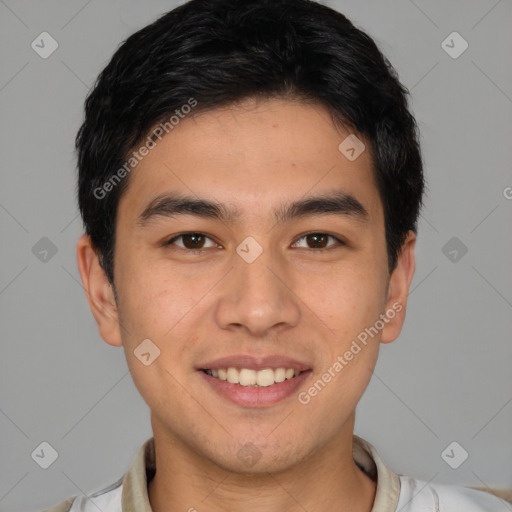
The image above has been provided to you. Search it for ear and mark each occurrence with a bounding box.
[76,234,123,347]
[380,231,416,344]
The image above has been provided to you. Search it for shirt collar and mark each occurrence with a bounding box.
[121,435,401,512]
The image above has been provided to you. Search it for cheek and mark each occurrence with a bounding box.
[297,263,385,420]
[114,260,205,412]
[115,246,206,333]
[301,258,387,338]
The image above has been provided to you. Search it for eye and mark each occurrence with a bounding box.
[291,232,344,250]
[164,232,343,252]
[165,232,219,250]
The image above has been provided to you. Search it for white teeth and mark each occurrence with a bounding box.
[204,367,303,387]
[274,368,286,382]
[227,367,240,384]
[239,368,256,386]
[256,368,275,387]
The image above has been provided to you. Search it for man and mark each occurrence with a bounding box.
[45,0,509,510]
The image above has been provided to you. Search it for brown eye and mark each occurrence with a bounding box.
[306,233,329,248]
[182,233,205,249]
[292,232,343,250]
[166,233,217,250]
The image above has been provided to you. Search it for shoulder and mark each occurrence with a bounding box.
[41,478,123,512]
[397,475,512,511]
[41,496,76,512]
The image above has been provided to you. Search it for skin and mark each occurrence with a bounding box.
[77,97,416,512]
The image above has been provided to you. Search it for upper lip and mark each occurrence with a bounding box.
[196,354,312,372]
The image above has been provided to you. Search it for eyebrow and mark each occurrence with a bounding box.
[136,191,369,227]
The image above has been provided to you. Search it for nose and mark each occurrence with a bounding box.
[214,247,301,338]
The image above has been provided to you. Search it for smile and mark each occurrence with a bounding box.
[202,367,302,387]
[199,368,312,407]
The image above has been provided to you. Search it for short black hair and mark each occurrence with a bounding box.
[77,0,424,285]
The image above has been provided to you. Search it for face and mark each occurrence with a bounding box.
[78,97,415,474]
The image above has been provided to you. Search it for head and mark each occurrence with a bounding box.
[76,0,423,474]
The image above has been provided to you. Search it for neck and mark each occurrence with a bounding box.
[148,418,376,512]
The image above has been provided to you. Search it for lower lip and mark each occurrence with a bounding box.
[198,370,312,407]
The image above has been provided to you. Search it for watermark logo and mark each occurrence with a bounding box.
[31,32,59,59]
[32,237,58,263]
[93,98,198,200]
[338,134,365,161]
[441,236,468,263]
[31,441,59,469]
[441,32,468,59]
[237,442,262,467]
[441,441,469,469]
[236,236,263,263]
[134,338,161,366]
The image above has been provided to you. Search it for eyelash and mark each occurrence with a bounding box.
[164,232,345,253]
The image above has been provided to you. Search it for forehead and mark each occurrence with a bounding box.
[117,98,382,225]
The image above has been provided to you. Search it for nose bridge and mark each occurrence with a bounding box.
[237,248,280,301]
[214,242,300,336]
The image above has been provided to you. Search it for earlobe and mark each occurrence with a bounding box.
[76,234,123,347]
[380,231,416,344]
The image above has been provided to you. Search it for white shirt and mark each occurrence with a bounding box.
[44,435,510,512]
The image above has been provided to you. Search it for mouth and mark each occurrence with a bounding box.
[200,367,305,387]
[198,366,312,407]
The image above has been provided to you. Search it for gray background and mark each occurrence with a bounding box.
[1,0,511,510]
